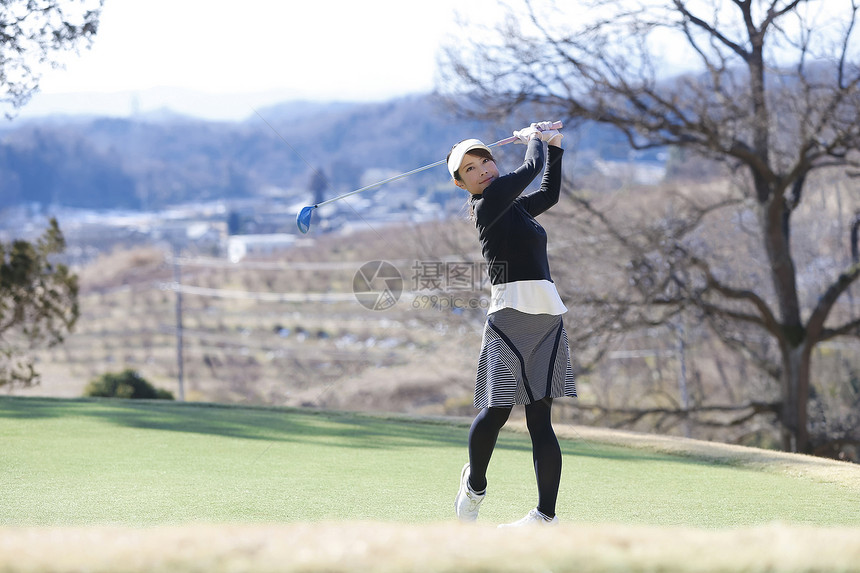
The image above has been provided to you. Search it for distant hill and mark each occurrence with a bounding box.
[0,93,661,211]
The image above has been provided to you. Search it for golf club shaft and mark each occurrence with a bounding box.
[313,159,445,208]
[312,120,563,209]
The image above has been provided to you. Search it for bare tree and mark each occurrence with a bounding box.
[1,0,103,119]
[439,0,860,454]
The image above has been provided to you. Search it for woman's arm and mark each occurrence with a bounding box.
[518,145,564,217]
[479,138,545,211]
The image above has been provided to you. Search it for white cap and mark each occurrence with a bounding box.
[447,139,492,179]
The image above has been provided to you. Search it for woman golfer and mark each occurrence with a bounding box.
[448,121,575,526]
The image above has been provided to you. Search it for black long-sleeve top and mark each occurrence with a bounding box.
[470,139,564,286]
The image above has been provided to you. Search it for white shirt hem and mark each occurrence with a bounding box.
[488,280,568,315]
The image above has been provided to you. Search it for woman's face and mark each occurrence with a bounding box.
[454,153,499,195]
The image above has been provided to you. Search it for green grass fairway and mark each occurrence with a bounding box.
[2,396,859,528]
[2,396,860,572]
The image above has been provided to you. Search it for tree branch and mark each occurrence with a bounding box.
[689,256,782,336]
[807,261,860,342]
[820,317,860,342]
[673,0,750,60]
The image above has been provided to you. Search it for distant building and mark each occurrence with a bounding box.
[227,233,297,263]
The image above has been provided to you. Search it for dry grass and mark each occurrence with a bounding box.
[19,225,488,410]
[548,424,860,494]
[2,522,859,573]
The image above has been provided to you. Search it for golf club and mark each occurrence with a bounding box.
[296,121,563,233]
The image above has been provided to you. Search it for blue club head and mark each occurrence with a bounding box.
[296,205,315,234]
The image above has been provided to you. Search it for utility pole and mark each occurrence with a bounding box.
[172,247,185,401]
[675,321,690,438]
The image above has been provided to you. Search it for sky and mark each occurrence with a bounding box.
[17,0,853,122]
[20,0,499,121]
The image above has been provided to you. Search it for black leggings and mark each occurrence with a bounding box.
[467,397,562,517]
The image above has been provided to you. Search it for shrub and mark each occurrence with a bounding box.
[83,369,174,400]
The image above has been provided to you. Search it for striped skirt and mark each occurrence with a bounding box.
[474,308,577,409]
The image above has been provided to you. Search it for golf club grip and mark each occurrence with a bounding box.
[490,121,564,147]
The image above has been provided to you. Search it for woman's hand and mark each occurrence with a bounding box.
[531,122,563,147]
[515,122,563,146]
[513,126,541,144]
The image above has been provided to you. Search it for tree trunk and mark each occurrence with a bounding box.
[758,190,806,452]
[760,197,803,330]
[780,342,812,453]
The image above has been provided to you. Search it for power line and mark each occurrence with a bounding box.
[170,256,369,271]
[160,282,357,303]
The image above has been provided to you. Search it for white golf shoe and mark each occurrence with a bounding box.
[454,463,485,522]
[498,508,559,528]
